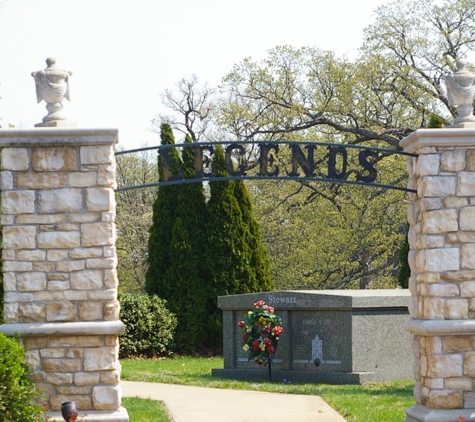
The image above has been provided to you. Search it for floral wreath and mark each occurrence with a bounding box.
[238,300,283,366]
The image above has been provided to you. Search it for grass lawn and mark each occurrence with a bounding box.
[122,397,171,422]
[121,356,415,422]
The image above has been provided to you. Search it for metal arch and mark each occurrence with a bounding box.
[115,140,417,193]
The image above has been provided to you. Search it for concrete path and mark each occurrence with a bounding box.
[122,380,347,422]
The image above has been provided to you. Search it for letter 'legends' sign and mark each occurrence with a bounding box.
[117,140,417,193]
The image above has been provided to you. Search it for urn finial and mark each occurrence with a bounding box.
[32,58,76,127]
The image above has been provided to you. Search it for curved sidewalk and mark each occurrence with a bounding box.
[122,380,347,422]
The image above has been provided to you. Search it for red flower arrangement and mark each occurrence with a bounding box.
[237,300,283,366]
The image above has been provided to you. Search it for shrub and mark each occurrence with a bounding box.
[119,293,177,358]
[0,333,42,421]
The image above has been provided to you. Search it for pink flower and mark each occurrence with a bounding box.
[237,321,244,328]
[267,306,275,313]
[272,326,283,335]
[254,300,266,308]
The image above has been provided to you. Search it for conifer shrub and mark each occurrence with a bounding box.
[0,333,42,421]
[119,293,177,358]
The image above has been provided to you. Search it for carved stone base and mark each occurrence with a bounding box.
[406,404,475,422]
[35,120,77,127]
[46,407,129,422]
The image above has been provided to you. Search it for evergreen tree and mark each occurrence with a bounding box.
[206,146,273,346]
[165,135,209,352]
[145,123,182,297]
[233,180,273,292]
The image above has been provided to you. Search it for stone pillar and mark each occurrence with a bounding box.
[0,128,128,421]
[402,128,475,422]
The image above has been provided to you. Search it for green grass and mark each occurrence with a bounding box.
[121,356,415,422]
[122,397,171,422]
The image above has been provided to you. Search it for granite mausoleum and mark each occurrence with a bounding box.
[213,290,412,384]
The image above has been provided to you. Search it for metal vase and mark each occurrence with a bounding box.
[61,401,78,422]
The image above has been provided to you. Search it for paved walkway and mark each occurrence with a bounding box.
[122,380,347,422]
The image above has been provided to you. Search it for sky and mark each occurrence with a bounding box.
[0,0,388,150]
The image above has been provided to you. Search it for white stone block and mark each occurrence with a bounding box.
[417,154,440,176]
[444,196,469,208]
[441,150,466,172]
[3,261,33,272]
[420,198,443,212]
[32,147,77,171]
[19,303,46,322]
[419,235,444,249]
[86,187,115,212]
[423,297,445,319]
[92,385,121,410]
[69,172,97,187]
[84,347,119,372]
[48,280,70,291]
[421,209,458,234]
[16,250,47,261]
[3,303,18,322]
[4,292,34,302]
[3,272,16,291]
[38,231,81,249]
[71,270,103,290]
[1,171,13,190]
[446,299,469,319]
[81,145,114,165]
[17,272,47,292]
[1,214,14,225]
[16,214,67,225]
[46,302,77,322]
[2,191,36,214]
[86,257,117,269]
[428,354,463,378]
[461,281,475,297]
[2,148,29,170]
[47,250,69,261]
[462,245,475,269]
[87,289,116,300]
[68,213,101,223]
[458,172,475,196]
[3,226,37,249]
[81,222,116,247]
[427,284,459,297]
[69,247,103,259]
[38,189,83,213]
[55,260,85,272]
[102,211,115,222]
[74,372,100,386]
[420,249,460,272]
[460,207,475,231]
[419,176,456,197]
[104,269,118,289]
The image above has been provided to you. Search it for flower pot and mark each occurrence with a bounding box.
[61,401,78,422]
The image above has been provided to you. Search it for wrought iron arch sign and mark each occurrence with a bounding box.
[115,140,417,193]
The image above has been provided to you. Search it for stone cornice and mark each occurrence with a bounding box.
[400,128,475,153]
[0,321,124,337]
[405,319,475,336]
[0,127,118,147]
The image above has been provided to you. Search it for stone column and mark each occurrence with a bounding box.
[0,128,128,422]
[402,128,475,422]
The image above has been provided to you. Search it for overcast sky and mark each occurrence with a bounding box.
[0,0,388,149]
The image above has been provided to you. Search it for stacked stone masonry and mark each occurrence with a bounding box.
[403,129,475,418]
[0,131,124,415]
